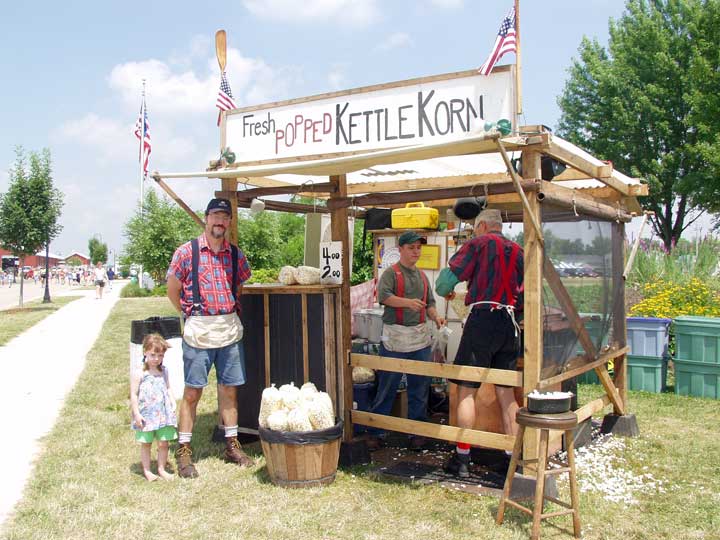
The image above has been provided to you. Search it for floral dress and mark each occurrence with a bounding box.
[132,371,177,432]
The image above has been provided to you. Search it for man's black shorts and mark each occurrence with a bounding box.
[450,309,519,389]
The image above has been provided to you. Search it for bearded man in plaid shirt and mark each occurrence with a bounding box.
[167,198,253,478]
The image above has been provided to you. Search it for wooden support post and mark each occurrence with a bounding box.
[522,150,543,463]
[612,222,628,413]
[329,174,353,442]
[221,178,239,245]
[263,293,271,387]
[301,293,309,383]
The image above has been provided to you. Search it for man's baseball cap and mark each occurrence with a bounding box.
[205,198,232,215]
[398,231,427,246]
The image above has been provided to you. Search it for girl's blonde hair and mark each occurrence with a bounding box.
[142,333,170,371]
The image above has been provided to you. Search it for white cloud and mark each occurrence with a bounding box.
[375,32,413,52]
[243,0,380,26]
[428,0,463,8]
[327,63,349,90]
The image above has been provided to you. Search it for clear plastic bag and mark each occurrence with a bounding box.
[431,325,452,364]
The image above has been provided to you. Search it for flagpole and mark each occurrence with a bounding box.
[139,80,146,288]
[514,0,522,119]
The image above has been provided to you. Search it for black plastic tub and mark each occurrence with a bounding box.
[527,393,572,414]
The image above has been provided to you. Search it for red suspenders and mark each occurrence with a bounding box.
[392,263,428,324]
[488,234,521,307]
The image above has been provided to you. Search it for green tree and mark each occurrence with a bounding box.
[557,0,720,250]
[123,190,199,281]
[0,147,63,307]
[88,237,108,265]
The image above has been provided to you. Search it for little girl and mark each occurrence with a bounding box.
[130,333,178,481]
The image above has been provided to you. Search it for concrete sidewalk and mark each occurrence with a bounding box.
[0,282,126,526]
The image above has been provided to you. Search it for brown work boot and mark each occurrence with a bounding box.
[175,443,199,479]
[224,437,254,467]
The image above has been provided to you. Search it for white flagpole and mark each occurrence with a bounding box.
[138,80,146,288]
[514,0,522,118]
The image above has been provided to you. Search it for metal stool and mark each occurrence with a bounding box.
[496,407,581,540]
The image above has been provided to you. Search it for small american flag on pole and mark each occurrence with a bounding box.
[216,71,237,126]
[134,94,151,177]
[478,7,517,76]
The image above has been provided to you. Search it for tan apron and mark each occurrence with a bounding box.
[183,313,243,349]
[382,323,432,353]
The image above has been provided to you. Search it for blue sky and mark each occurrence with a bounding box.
[0,0,635,257]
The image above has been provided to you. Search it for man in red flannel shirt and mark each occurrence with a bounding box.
[436,209,524,478]
[167,198,252,478]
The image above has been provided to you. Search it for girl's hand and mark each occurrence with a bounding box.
[133,413,145,427]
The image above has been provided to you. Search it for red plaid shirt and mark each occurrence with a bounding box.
[448,232,524,311]
[167,233,251,317]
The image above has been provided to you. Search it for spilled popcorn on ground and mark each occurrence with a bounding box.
[557,433,667,504]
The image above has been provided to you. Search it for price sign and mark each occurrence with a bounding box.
[320,241,342,284]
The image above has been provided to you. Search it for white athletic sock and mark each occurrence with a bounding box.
[178,432,192,444]
[224,425,238,438]
[456,446,471,455]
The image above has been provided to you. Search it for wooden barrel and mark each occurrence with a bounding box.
[259,421,343,488]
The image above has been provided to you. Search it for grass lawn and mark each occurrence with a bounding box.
[2,297,719,539]
[0,295,82,346]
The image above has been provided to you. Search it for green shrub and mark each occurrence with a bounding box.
[120,283,167,298]
[246,268,279,284]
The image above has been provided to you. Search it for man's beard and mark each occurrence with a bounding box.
[210,226,225,239]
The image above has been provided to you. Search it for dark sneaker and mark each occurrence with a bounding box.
[175,443,199,479]
[407,436,428,450]
[224,437,254,467]
[443,452,470,478]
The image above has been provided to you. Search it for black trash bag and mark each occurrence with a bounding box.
[258,419,344,445]
[130,316,182,344]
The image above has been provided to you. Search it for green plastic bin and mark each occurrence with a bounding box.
[674,359,720,399]
[627,354,667,393]
[674,316,720,365]
[577,369,600,384]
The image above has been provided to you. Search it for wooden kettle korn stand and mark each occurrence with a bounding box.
[153,29,646,468]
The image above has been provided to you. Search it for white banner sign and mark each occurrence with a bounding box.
[225,69,515,164]
[319,241,343,285]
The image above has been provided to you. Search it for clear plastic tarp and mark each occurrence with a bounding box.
[539,210,621,379]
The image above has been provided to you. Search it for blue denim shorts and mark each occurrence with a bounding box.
[181,340,247,388]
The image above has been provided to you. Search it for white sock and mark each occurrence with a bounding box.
[178,432,192,444]
[456,446,470,455]
[224,425,238,438]
[505,450,513,456]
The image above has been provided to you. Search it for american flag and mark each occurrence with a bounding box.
[216,71,237,126]
[478,7,517,76]
[134,95,151,177]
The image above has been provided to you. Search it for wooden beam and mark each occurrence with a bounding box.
[612,222,628,413]
[351,411,515,451]
[236,182,336,199]
[329,174,353,442]
[351,353,523,387]
[575,395,611,424]
[497,139,544,243]
[537,181,633,222]
[542,256,598,360]
[346,172,512,195]
[327,181,539,210]
[221,178,239,245]
[596,366,625,415]
[522,149,544,464]
[153,176,204,228]
[545,138,618,185]
[536,346,630,389]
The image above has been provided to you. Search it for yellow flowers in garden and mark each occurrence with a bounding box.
[630,278,720,318]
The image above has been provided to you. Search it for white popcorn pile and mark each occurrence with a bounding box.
[528,390,573,399]
[258,381,335,432]
[557,433,667,504]
[352,366,375,384]
[278,266,298,285]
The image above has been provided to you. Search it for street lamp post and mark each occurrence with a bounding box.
[42,240,51,303]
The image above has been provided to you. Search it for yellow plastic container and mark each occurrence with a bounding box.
[391,202,439,229]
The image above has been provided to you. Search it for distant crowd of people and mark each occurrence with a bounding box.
[0,265,116,289]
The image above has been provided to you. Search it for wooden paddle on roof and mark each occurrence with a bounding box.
[215,30,227,72]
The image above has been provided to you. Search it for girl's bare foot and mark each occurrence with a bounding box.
[143,470,159,482]
[158,469,174,481]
